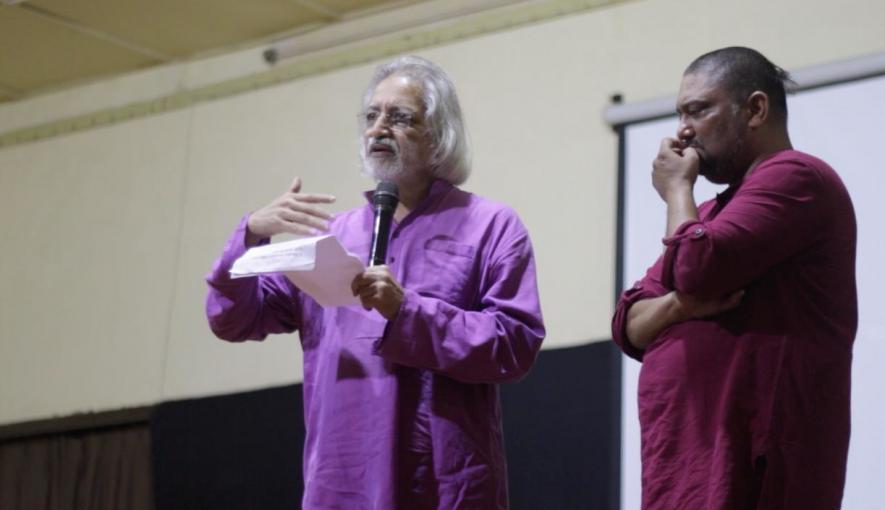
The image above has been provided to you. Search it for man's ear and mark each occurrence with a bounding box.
[746,91,769,129]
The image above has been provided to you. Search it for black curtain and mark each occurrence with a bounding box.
[150,342,621,510]
[151,385,304,510]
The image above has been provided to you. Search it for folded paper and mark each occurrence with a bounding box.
[230,236,363,307]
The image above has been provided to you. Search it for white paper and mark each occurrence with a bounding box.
[230,235,364,307]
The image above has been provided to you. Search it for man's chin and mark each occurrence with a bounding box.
[698,160,713,178]
[697,168,719,185]
[701,166,739,186]
[364,162,403,181]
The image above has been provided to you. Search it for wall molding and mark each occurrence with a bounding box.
[0,0,625,149]
[0,406,153,442]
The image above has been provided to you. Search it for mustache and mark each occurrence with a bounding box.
[368,137,398,153]
[679,139,702,151]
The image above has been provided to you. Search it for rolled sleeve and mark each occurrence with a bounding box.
[205,215,301,342]
[660,159,825,297]
[612,258,667,362]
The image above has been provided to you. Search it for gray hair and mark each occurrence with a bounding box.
[362,56,471,185]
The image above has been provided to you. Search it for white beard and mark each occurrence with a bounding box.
[361,137,425,181]
[362,153,404,181]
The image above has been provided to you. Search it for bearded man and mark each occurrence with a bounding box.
[206,56,545,509]
[612,47,857,509]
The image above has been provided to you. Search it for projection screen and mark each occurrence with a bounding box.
[618,73,885,509]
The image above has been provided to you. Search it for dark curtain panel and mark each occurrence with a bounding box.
[502,341,622,510]
[149,342,620,509]
[151,385,304,510]
[0,424,153,510]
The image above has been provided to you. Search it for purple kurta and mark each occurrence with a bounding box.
[206,180,545,509]
[612,150,857,509]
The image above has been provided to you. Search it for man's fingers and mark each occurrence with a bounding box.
[357,284,381,311]
[723,289,746,309]
[351,269,395,298]
[289,177,302,194]
[279,209,329,231]
[709,289,745,316]
[358,294,373,311]
[293,193,337,204]
[284,198,334,220]
[280,222,318,237]
[363,265,390,278]
[351,273,373,295]
[659,137,680,153]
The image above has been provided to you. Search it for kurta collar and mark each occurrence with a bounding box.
[362,178,452,207]
[717,149,795,206]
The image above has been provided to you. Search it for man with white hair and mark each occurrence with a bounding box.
[205,56,545,509]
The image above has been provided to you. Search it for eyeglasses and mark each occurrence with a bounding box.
[360,108,421,130]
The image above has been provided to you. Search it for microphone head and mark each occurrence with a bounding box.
[373,181,399,210]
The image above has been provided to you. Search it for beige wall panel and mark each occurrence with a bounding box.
[161,67,378,400]
[3,0,885,417]
[0,111,191,424]
[0,64,188,134]
[585,0,885,103]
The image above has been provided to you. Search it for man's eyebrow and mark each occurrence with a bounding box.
[364,104,417,114]
[388,105,417,114]
[676,99,708,113]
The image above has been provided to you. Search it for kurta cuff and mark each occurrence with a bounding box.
[374,288,420,359]
[206,214,270,285]
[611,283,660,362]
[661,219,707,291]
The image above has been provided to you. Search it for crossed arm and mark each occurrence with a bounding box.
[625,290,744,351]
[622,138,747,351]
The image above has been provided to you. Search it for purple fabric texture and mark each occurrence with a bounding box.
[206,180,545,509]
[613,150,857,509]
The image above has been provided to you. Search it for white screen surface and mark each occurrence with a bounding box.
[620,74,885,510]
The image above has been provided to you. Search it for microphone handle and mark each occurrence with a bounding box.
[369,205,394,266]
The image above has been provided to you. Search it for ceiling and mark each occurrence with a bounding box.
[0,0,431,104]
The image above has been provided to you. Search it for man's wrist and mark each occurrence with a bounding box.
[244,218,267,247]
[381,292,405,321]
[664,182,694,204]
[665,292,688,324]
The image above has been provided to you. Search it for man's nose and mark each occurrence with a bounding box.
[677,121,695,143]
[366,114,391,138]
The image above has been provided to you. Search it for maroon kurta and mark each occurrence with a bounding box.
[613,150,857,509]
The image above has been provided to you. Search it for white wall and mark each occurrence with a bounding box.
[2,0,885,424]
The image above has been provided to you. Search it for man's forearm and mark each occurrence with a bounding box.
[665,187,699,237]
[625,292,684,350]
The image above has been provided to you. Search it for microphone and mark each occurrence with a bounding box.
[369,181,399,266]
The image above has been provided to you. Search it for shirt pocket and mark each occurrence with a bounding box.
[417,236,478,306]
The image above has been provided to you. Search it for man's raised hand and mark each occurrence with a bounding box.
[246,177,336,244]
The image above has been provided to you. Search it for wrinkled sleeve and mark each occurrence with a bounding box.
[374,225,545,384]
[205,215,301,341]
[661,160,825,297]
[611,257,667,362]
